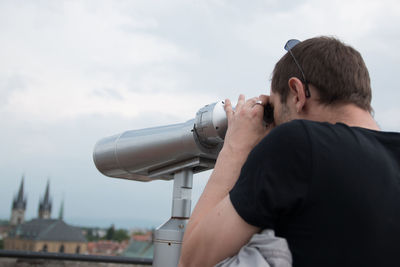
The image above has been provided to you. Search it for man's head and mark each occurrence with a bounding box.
[270,36,372,125]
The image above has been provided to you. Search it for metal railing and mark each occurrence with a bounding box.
[0,250,152,265]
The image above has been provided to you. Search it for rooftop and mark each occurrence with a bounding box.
[8,218,86,242]
[122,240,153,259]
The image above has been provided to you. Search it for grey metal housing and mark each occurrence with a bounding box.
[93,101,228,181]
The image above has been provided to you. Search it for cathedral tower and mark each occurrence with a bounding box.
[38,180,52,219]
[10,176,27,226]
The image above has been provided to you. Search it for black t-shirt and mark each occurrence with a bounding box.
[230,120,400,267]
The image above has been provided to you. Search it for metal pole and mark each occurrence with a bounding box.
[153,169,193,267]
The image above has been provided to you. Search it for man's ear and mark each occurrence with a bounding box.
[288,77,307,113]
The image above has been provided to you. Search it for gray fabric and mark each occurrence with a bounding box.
[215,229,292,267]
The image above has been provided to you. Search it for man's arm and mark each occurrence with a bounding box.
[180,194,259,266]
[179,95,271,267]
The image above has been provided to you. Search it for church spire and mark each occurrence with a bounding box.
[13,175,27,210]
[16,176,24,204]
[58,198,64,220]
[38,179,52,219]
[10,175,27,225]
[44,180,50,203]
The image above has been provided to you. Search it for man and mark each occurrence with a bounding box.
[179,37,400,267]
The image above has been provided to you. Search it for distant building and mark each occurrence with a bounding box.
[4,218,87,253]
[10,177,27,226]
[5,177,87,253]
[122,231,153,259]
[122,240,153,259]
[0,221,11,241]
[87,240,128,256]
[38,180,52,219]
[131,230,153,242]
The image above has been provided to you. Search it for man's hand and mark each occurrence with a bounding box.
[223,94,273,158]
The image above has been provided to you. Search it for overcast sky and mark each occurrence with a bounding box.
[1,0,399,229]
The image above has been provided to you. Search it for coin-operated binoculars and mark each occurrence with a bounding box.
[93,101,229,267]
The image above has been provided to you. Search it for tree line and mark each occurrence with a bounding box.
[85,225,130,242]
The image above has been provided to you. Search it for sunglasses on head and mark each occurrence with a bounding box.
[284,39,311,98]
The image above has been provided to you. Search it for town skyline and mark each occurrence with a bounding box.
[1,0,400,232]
[2,175,165,229]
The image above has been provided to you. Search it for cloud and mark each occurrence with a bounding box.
[0,0,210,122]
[0,73,28,105]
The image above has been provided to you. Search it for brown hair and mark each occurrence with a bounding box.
[271,36,372,112]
